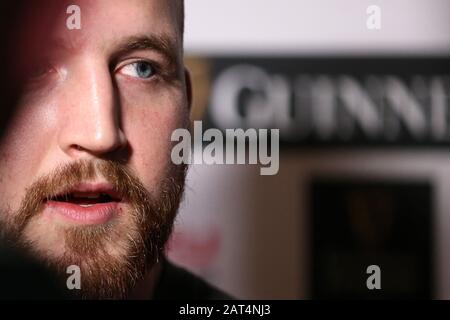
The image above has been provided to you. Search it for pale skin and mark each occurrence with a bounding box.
[0,0,190,297]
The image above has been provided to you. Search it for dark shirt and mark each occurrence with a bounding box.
[0,243,232,299]
[153,258,233,300]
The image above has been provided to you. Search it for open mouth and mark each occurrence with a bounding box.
[46,182,122,206]
[44,184,123,224]
[50,192,119,207]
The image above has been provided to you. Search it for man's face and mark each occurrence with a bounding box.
[0,0,189,298]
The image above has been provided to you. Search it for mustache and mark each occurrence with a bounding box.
[13,160,156,234]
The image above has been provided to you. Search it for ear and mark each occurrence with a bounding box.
[184,67,193,112]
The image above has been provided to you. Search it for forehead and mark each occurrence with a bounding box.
[66,0,179,48]
[17,0,181,56]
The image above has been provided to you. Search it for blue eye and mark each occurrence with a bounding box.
[120,61,155,79]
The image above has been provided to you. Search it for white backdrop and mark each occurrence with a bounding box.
[184,0,450,56]
[168,0,450,299]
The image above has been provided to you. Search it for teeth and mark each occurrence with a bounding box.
[79,204,94,208]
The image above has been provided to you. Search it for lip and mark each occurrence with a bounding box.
[43,182,122,225]
[45,201,119,225]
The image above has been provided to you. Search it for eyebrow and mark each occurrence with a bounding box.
[112,34,180,70]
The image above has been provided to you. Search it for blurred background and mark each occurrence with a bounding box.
[166,0,450,299]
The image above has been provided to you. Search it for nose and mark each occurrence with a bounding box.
[58,58,127,159]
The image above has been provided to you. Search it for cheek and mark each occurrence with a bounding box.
[120,85,188,191]
[0,103,56,207]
